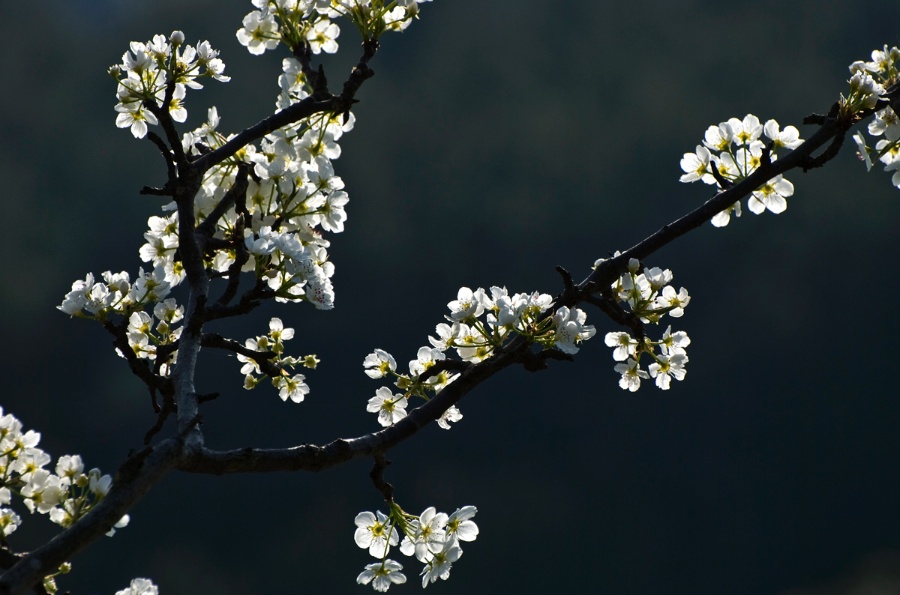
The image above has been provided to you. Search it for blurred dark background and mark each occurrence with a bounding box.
[2,1,900,593]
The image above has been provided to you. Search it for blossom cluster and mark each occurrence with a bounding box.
[58,270,184,374]
[679,114,803,227]
[363,347,462,429]
[597,258,692,391]
[844,45,898,115]
[237,0,434,57]
[237,317,319,402]
[0,408,127,592]
[63,1,406,389]
[354,504,478,591]
[850,46,900,189]
[363,286,596,428]
[112,32,229,139]
[58,268,173,319]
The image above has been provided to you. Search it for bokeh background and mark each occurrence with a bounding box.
[2,1,900,593]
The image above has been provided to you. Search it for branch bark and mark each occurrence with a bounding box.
[0,441,182,595]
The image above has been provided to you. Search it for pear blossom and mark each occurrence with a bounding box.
[399,507,448,561]
[748,175,794,215]
[659,326,691,355]
[854,132,875,171]
[273,373,309,403]
[679,145,717,184]
[869,107,900,142]
[648,350,689,390]
[115,102,159,139]
[728,114,763,146]
[436,406,463,430]
[354,511,399,558]
[236,11,280,55]
[447,287,485,321]
[711,201,742,227]
[306,19,340,54]
[58,273,96,316]
[764,119,803,150]
[445,506,479,544]
[0,508,21,536]
[420,540,462,588]
[357,560,407,592]
[364,349,397,379]
[428,322,458,351]
[654,286,691,318]
[614,358,649,392]
[367,387,408,426]
[115,578,158,595]
[702,122,734,152]
[106,514,131,537]
[605,331,638,362]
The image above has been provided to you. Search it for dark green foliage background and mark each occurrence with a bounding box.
[2,2,900,593]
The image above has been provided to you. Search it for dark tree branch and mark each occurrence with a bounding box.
[0,551,19,572]
[196,163,250,240]
[212,166,252,309]
[336,39,378,120]
[141,131,177,196]
[101,319,172,412]
[178,345,519,475]
[170,170,208,438]
[291,41,329,100]
[580,99,864,300]
[205,280,274,321]
[192,96,337,174]
[802,127,847,171]
[554,266,579,305]
[583,292,646,339]
[143,397,176,445]
[200,333,282,377]
[518,347,574,372]
[0,440,182,595]
[210,237,250,307]
[147,72,186,166]
[192,39,380,174]
[139,185,175,197]
[369,454,394,503]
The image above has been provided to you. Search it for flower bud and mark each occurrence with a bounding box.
[170,30,185,46]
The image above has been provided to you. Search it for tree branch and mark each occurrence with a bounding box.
[205,280,274,321]
[0,441,182,595]
[579,85,900,301]
[196,163,250,241]
[192,39,380,175]
[170,172,207,441]
[101,319,172,412]
[200,333,282,377]
[175,87,900,477]
[178,345,519,475]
